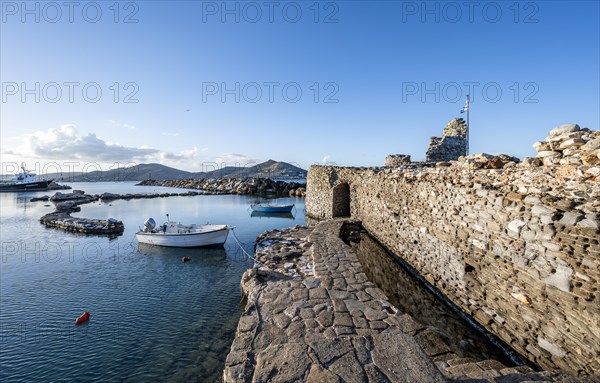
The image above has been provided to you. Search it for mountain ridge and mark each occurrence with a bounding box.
[46,161,307,182]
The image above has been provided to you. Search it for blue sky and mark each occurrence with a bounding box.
[1,1,599,173]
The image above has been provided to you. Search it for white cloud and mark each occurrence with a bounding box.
[3,124,197,164]
[108,120,136,130]
[322,155,331,163]
[214,153,259,166]
[161,132,180,137]
[160,147,198,162]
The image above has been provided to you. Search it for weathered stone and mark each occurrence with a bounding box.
[581,138,600,151]
[558,212,584,226]
[316,309,334,327]
[370,332,447,382]
[577,217,600,230]
[505,192,524,202]
[538,336,567,358]
[303,277,321,289]
[305,364,340,383]
[549,123,580,137]
[252,343,311,382]
[544,265,573,293]
[581,150,600,165]
[531,204,555,216]
[507,219,527,237]
[536,150,562,158]
[559,138,586,150]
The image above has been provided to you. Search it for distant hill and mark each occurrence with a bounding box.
[203,160,306,179]
[47,161,307,182]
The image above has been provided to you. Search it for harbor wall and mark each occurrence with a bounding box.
[305,127,600,376]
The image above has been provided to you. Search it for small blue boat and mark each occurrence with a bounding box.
[250,203,295,213]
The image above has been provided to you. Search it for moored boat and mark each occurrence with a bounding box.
[0,165,53,192]
[250,203,294,213]
[135,217,230,248]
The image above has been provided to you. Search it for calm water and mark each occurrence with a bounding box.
[0,182,305,382]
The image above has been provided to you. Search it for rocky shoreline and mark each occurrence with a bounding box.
[223,220,585,382]
[137,178,307,197]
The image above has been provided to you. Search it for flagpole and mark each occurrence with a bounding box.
[466,94,470,156]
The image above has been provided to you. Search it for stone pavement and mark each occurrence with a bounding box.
[223,220,594,382]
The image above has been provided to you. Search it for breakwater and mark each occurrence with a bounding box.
[35,189,206,235]
[306,124,600,376]
[224,220,578,382]
[37,191,124,235]
[137,178,306,197]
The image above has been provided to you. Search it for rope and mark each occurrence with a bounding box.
[229,227,269,268]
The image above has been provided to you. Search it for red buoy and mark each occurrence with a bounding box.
[75,311,90,325]
[182,257,192,263]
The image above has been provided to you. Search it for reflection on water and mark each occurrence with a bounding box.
[250,211,295,220]
[137,243,228,261]
[344,223,528,367]
[0,182,305,382]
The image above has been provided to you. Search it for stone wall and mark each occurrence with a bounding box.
[305,125,599,376]
[426,118,467,162]
[384,154,411,167]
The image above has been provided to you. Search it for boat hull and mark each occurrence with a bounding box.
[135,225,229,248]
[250,204,294,213]
[0,180,53,192]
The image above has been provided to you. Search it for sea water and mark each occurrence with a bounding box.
[0,182,305,382]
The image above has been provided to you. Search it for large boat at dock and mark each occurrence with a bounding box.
[0,166,53,192]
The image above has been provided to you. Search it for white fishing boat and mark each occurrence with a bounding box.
[136,216,230,248]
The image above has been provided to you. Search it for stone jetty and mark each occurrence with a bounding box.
[137,177,306,197]
[39,190,124,235]
[224,221,586,382]
[40,211,124,235]
[35,187,243,235]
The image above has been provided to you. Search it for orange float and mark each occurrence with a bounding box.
[75,311,90,325]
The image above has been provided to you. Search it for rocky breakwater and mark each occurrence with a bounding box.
[39,191,124,235]
[223,221,581,382]
[47,181,72,190]
[137,177,307,197]
[35,188,216,235]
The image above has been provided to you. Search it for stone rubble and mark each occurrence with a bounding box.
[224,221,589,382]
[529,123,600,180]
[137,178,307,198]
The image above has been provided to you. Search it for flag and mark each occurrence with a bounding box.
[460,95,469,113]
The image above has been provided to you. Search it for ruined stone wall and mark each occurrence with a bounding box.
[426,118,467,162]
[384,154,411,167]
[305,128,600,376]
